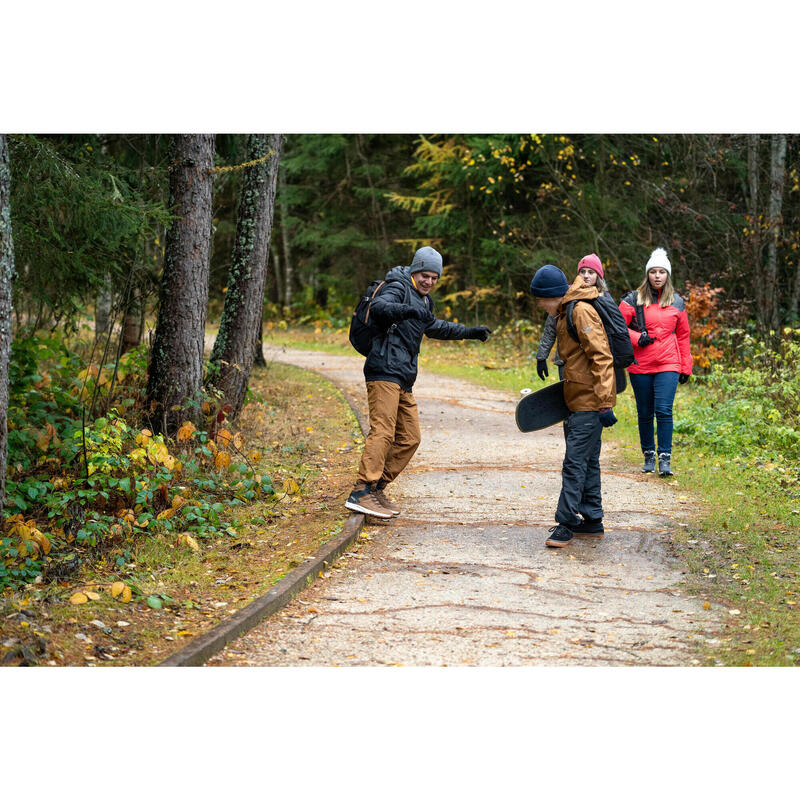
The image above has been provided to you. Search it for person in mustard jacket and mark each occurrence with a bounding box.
[530,264,617,548]
[618,247,693,477]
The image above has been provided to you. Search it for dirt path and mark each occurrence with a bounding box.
[208,346,719,666]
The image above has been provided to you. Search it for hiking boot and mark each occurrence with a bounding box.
[658,452,673,477]
[572,516,605,537]
[374,480,401,516]
[545,524,574,548]
[345,482,392,519]
[641,450,656,473]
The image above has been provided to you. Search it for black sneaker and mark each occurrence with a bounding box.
[572,516,604,537]
[658,452,673,477]
[545,524,574,548]
[642,450,656,473]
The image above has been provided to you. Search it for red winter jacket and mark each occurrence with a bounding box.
[619,289,693,375]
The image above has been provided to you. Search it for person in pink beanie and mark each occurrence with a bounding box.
[535,253,608,382]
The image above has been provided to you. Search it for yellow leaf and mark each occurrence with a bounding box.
[202,401,212,414]
[9,521,31,539]
[176,533,200,552]
[36,431,51,450]
[157,507,176,520]
[217,429,233,450]
[70,592,88,605]
[177,421,196,443]
[702,601,711,610]
[233,432,245,451]
[135,429,153,445]
[282,477,300,495]
[85,591,100,601]
[215,451,231,470]
[172,495,187,509]
[110,581,125,598]
[120,586,132,603]
[31,530,51,555]
[248,449,261,462]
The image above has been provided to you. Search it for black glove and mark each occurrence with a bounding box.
[678,373,691,384]
[465,326,492,342]
[404,305,434,325]
[638,332,658,347]
[598,409,618,428]
[536,359,549,380]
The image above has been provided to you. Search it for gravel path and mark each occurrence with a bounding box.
[208,346,719,666]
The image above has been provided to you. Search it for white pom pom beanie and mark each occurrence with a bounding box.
[645,247,671,276]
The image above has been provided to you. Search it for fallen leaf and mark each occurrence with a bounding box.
[85,591,101,601]
[69,592,88,605]
[110,581,125,598]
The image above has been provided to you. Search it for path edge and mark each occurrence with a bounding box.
[158,362,367,667]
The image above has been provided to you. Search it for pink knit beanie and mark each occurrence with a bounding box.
[577,253,604,279]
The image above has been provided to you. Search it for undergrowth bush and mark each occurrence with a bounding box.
[675,336,800,467]
[1,334,275,592]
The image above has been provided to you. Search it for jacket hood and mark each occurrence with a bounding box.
[561,276,599,307]
[384,265,412,285]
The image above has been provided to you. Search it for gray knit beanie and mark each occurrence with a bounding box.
[409,246,443,277]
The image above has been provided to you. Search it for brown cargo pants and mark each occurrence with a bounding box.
[356,380,421,485]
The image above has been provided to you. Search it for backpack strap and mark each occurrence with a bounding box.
[363,280,386,325]
[564,299,581,343]
[634,302,647,336]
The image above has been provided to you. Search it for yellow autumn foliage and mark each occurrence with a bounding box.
[177,421,196,442]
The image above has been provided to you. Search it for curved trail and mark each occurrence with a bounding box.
[209,346,718,666]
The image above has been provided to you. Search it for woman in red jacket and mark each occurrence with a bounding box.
[618,247,693,477]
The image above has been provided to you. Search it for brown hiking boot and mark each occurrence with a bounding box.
[374,480,401,516]
[345,482,392,519]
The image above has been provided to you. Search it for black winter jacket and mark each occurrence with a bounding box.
[364,266,469,391]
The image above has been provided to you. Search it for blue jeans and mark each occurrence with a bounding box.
[628,371,679,454]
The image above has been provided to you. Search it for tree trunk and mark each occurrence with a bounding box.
[765,134,786,332]
[146,134,215,436]
[279,166,293,313]
[95,274,112,343]
[120,282,144,354]
[0,135,16,514]
[791,258,800,322]
[253,306,266,367]
[210,134,282,417]
[747,135,764,320]
[272,240,284,306]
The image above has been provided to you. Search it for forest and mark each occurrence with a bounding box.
[1,132,799,666]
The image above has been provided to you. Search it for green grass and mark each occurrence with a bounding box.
[266,324,800,665]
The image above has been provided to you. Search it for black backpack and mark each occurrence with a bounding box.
[349,278,411,356]
[565,293,636,391]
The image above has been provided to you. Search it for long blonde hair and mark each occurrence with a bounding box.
[637,273,675,307]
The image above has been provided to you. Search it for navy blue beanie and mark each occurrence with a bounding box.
[530,264,569,298]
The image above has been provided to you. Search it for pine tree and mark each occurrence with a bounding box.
[210,134,282,417]
[146,135,215,435]
[0,135,15,513]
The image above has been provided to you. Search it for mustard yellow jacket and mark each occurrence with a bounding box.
[555,278,616,411]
